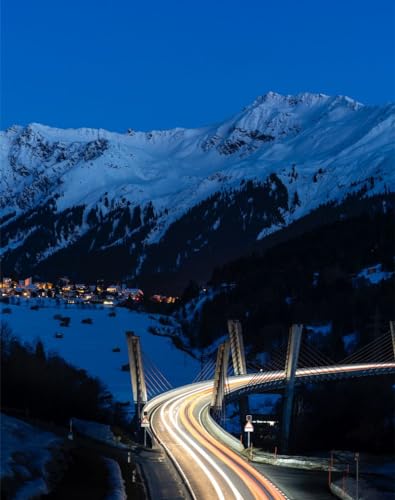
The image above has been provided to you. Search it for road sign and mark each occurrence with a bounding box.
[141,416,150,428]
[244,421,254,432]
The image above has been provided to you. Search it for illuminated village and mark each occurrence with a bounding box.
[0,277,178,305]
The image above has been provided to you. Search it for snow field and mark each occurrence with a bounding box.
[2,300,200,403]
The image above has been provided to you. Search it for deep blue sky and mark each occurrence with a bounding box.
[2,0,394,132]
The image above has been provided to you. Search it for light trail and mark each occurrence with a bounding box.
[163,391,226,500]
[171,390,244,500]
[146,362,395,500]
[149,380,286,499]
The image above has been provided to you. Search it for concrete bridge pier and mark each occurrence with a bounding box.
[280,324,303,454]
[227,320,250,439]
[228,320,247,376]
[125,332,148,421]
[211,341,230,422]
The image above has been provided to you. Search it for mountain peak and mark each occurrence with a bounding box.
[249,91,363,111]
[0,90,393,285]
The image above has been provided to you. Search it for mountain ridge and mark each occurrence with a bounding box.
[1,91,394,287]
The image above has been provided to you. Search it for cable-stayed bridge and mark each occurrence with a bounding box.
[127,321,395,500]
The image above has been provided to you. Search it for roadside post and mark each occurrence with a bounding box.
[344,464,349,493]
[355,452,359,500]
[244,414,254,451]
[141,411,150,447]
[328,450,333,486]
[68,418,74,441]
[342,463,349,492]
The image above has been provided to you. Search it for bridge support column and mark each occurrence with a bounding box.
[281,324,303,454]
[227,320,250,437]
[390,321,395,359]
[125,332,148,420]
[211,341,230,421]
[228,320,247,376]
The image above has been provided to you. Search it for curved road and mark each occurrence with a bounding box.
[144,363,395,500]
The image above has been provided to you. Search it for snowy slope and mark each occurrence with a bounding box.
[1,92,394,284]
[3,299,199,401]
[1,413,62,499]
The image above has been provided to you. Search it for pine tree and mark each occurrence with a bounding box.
[35,340,46,362]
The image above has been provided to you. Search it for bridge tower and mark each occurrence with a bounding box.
[210,341,230,419]
[227,319,247,376]
[125,332,148,420]
[281,324,303,454]
[227,319,250,437]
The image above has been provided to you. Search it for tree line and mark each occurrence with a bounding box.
[1,322,127,426]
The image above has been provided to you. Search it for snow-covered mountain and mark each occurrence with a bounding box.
[1,91,394,289]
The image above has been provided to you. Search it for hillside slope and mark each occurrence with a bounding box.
[1,92,394,288]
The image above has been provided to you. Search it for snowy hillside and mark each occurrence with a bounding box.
[1,92,394,287]
[1,413,63,499]
[2,299,199,399]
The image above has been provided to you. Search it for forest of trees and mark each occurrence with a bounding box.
[291,376,394,453]
[1,322,127,426]
[177,205,394,356]
[175,204,395,453]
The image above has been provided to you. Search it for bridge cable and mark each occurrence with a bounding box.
[202,358,217,378]
[346,342,393,364]
[144,369,169,395]
[244,352,287,389]
[142,352,173,389]
[144,357,173,390]
[193,353,217,381]
[301,343,335,366]
[193,357,216,382]
[340,330,391,364]
[140,351,173,398]
[340,331,392,364]
[144,372,165,399]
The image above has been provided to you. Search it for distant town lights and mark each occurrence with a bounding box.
[0,277,180,306]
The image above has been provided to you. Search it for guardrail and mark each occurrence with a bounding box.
[201,404,245,453]
[330,482,354,500]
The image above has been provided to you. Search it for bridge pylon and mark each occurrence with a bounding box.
[227,319,247,376]
[227,319,250,438]
[281,323,303,454]
[125,332,148,420]
[210,341,230,420]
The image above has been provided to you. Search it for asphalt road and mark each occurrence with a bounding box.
[135,445,191,500]
[144,364,395,500]
[255,464,334,500]
[148,381,287,499]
